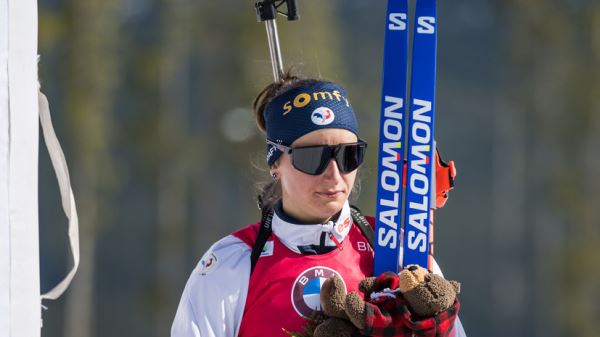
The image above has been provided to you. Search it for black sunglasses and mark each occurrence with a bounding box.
[267,140,367,175]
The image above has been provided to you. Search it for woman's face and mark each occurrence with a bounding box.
[274,128,358,224]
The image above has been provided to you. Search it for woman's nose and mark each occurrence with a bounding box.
[321,159,342,179]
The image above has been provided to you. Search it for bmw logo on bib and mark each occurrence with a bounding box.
[311,107,335,126]
[291,266,345,318]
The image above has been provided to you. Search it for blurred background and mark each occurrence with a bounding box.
[37,0,600,336]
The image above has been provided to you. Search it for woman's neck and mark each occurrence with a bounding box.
[276,200,339,224]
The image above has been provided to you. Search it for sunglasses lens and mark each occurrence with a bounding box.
[291,146,330,175]
[289,142,366,175]
[336,143,366,173]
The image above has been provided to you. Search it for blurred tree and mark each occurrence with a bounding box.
[497,1,600,336]
[154,0,199,335]
[36,1,600,336]
[60,1,121,337]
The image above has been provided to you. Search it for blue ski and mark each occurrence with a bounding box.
[402,0,437,269]
[374,0,409,275]
[374,0,437,274]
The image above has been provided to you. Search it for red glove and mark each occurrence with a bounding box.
[362,272,460,337]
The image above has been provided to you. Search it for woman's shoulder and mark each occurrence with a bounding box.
[188,219,267,279]
[190,231,254,279]
[174,233,253,337]
[230,221,262,247]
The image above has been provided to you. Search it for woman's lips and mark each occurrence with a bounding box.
[316,190,344,198]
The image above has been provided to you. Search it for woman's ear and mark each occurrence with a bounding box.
[270,163,279,180]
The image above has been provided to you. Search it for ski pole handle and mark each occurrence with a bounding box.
[255,0,299,82]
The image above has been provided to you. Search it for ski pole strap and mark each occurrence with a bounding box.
[402,0,438,269]
[398,148,456,209]
[434,148,456,209]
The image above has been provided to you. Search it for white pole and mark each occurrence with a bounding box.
[0,0,41,336]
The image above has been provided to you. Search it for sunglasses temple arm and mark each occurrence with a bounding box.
[267,141,292,154]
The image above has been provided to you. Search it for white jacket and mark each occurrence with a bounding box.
[172,202,466,337]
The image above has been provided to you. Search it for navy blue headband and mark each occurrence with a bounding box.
[264,81,359,166]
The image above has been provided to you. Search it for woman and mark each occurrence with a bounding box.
[172,73,466,337]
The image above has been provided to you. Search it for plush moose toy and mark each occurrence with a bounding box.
[288,265,460,337]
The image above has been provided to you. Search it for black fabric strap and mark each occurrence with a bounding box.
[250,208,273,274]
[250,205,374,275]
[350,206,374,249]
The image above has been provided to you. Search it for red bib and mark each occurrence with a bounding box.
[233,222,374,337]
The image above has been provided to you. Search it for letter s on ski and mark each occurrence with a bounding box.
[417,16,436,34]
[407,231,427,252]
[388,13,407,31]
[378,228,397,249]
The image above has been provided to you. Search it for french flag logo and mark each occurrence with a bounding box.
[311,107,335,126]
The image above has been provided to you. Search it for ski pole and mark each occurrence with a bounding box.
[255,0,299,82]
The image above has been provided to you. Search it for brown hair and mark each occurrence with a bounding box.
[253,69,308,210]
[252,69,321,134]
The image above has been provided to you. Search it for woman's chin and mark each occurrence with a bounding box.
[315,200,345,218]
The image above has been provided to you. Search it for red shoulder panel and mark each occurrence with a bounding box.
[231,222,261,247]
